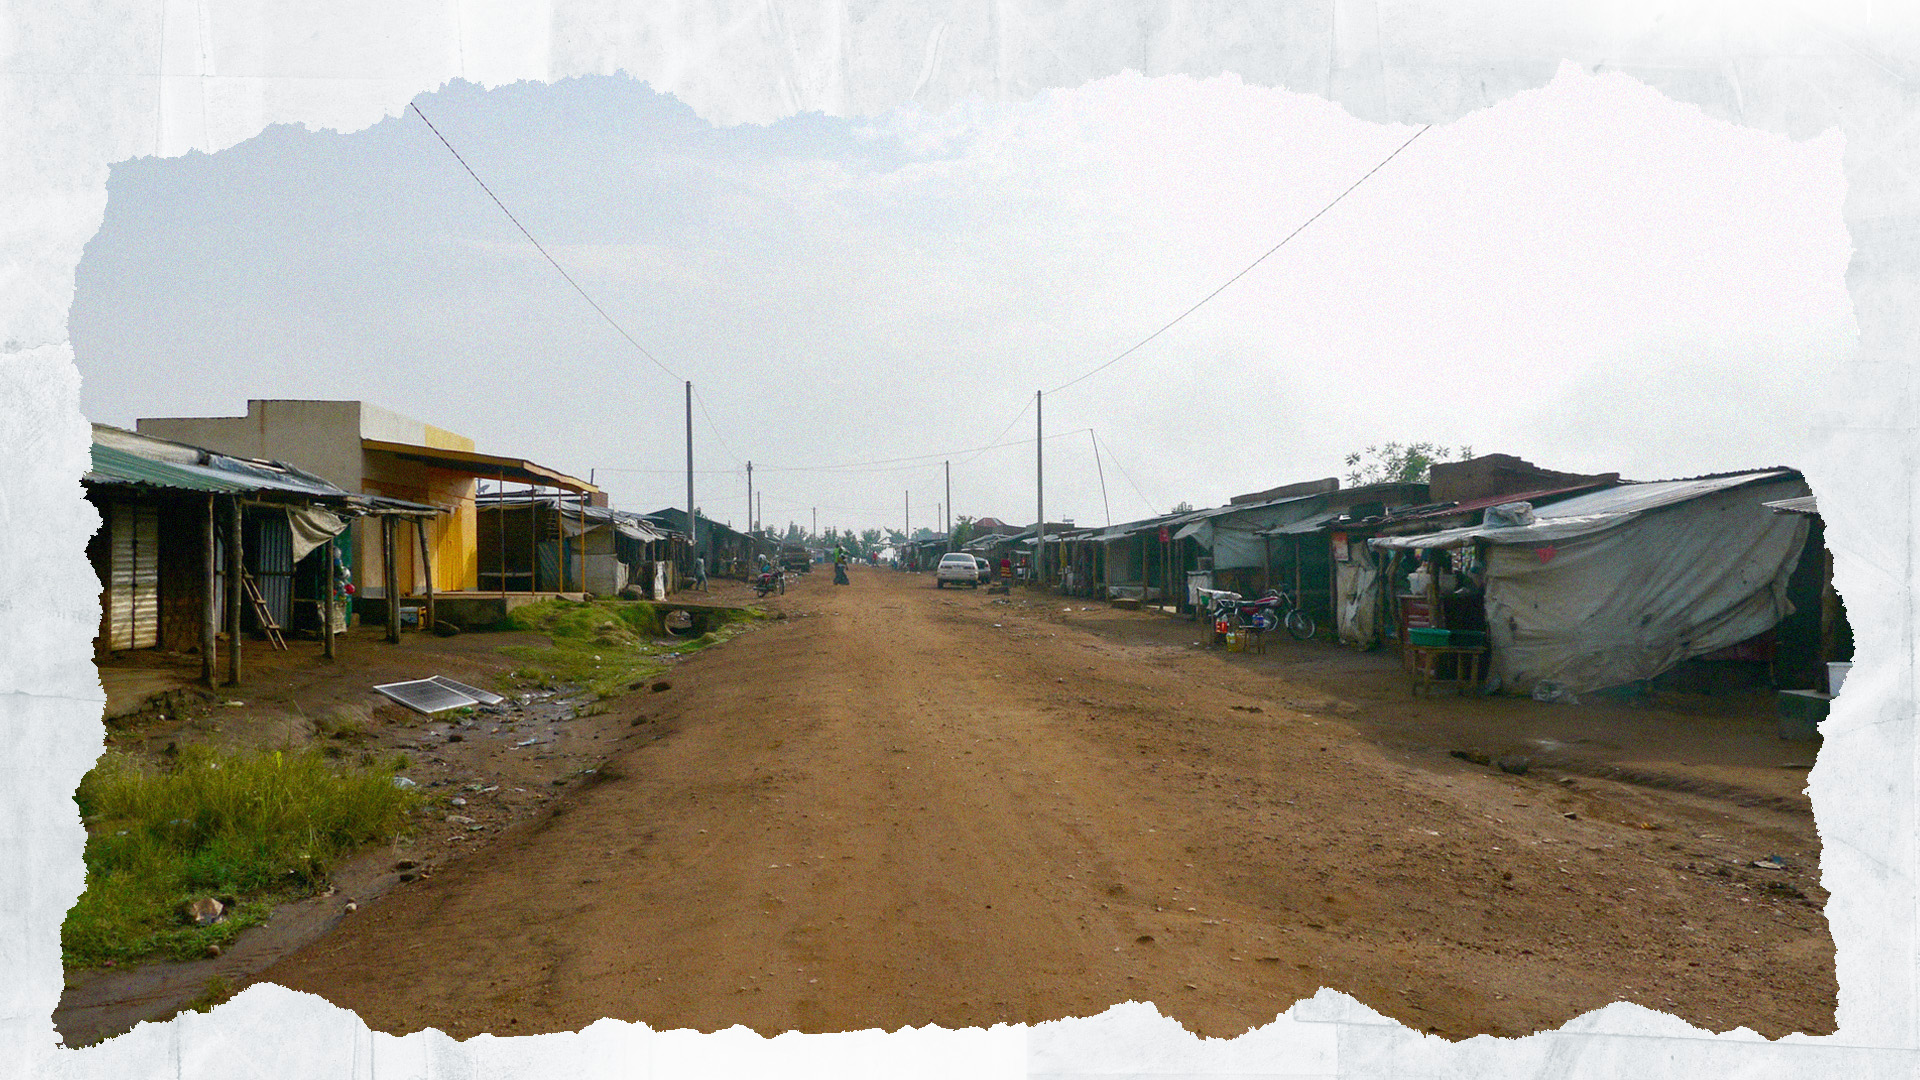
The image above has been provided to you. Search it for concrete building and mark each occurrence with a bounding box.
[138,400,595,623]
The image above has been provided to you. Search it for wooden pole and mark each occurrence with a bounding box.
[322,535,336,660]
[527,484,537,592]
[685,381,695,581]
[497,470,507,601]
[226,497,243,685]
[417,516,435,631]
[1035,391,1045,587]
[201,494,216,687]
[383,515,400,643]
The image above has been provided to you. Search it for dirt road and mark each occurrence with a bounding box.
[251,566,1834,1040]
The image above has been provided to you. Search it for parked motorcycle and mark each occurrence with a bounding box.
[1213,587,1314,643]
[754,569,786,597]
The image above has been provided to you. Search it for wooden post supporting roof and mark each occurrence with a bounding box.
[322,536,336,660]
[202,494,216,687]
[417,518,435,632]
[382,515,400,644]
[226,497,243,685]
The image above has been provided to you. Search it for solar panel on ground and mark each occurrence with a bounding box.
[427,675,506,706]
[374,678,480,714]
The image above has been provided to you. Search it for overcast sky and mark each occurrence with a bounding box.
[72,66,1852,536]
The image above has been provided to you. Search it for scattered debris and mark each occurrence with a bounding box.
[1753,855,1787,871]
[180,898,225,926]
[374,679,484,715]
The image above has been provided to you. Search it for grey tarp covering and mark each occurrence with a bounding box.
[287,506,348,563]
[1334,536,1382,646]
[1438,473,1813,694]
[1170,495,1322,569]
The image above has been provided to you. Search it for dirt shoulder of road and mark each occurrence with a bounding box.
[57,579,774,1047]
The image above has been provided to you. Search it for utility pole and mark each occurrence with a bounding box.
[1036,390,1045,588]
[945,460,952,550]
[685,381,695,575]
[812,507,817,544]
[746,461,753,536]
[757,491,763,536]
[906,490,911,543]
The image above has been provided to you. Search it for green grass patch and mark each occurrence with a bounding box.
[497,598,756,698]
[62,746,419,970]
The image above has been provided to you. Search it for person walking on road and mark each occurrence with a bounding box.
[694,555,708,592]
[833,546,851,586]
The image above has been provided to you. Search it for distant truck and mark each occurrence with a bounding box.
[779,545,812,574]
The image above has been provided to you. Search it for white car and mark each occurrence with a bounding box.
[935,552,981,589]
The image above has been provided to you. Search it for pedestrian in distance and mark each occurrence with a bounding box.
[833,546,851,586]
[694,555,708,592]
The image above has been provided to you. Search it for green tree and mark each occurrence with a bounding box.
[1344,442,1473,486]
[860,528,882,549]
[951,515,976,548]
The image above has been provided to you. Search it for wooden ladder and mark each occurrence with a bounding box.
[240,570,288,651]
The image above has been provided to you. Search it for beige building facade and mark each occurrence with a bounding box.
[138,400,591,612]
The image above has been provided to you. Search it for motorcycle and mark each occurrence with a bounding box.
[1213,587,1314,644]
[754,569,786,597]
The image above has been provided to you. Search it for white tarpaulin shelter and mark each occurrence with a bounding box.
[1370,470,1812,694]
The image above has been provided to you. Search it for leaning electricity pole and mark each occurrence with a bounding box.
[685,381,695,573]
[1035,390,1045,588]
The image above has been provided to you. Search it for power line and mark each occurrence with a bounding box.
[757,426,1090,475]
[1094,431,1160,517]
[592,467,739,475]
[955,396,1035,468]
[691,385,744,466]
[409,102,683,385]
[1044,123,1432,397]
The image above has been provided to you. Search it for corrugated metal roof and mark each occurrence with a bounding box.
[365,439,598,494]
[1372,481,1616,532]
[1765,495,1819,516]
[87,442,254,492]
[1371,470,1804,551]
[1260,509,1345,536]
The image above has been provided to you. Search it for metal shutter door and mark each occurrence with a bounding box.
[108,502,160,650]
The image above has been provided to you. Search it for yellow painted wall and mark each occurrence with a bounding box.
[422,424,476,453]
[425,469,478,590]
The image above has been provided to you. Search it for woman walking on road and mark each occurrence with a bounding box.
[833,546,851,585]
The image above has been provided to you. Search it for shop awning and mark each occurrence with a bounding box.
[363,439,598,494]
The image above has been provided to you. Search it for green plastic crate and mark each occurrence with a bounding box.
[1407,627,1452,647]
